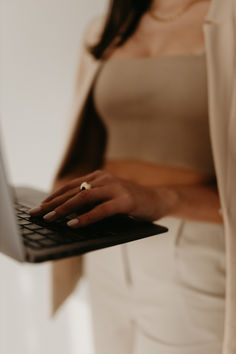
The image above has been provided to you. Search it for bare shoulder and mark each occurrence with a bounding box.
[83,15,107,46]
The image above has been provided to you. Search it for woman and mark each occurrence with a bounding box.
[29,0,236,353]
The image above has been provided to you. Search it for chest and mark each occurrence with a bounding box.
[94,55,208,124]
[92,54,214,174]
[108,3,211,60]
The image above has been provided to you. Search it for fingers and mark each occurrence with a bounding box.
[67,200,122,228]
[40,171,113,209]
[28,169,136,228]
[29,187,80,215]
[29,170,104,215]
[42,185,113,222]
[42,170,102,203]
[67,195,133,228]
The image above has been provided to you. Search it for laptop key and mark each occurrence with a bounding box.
[38,238,57,247]
[16,210,25,215]
[26,233,46,241]
[20,213,31,219]
[22,228,35,235]
[37,228,54,235]
[30,217,53,229]
[47,232,75,244]
[24,240,41,249]
[19,206,29,212]
[18,219,31,225]
[25,224,43,231]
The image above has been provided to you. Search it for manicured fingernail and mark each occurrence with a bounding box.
[43,211,57,221]
[67,219,79,228]
[29,206,42,215]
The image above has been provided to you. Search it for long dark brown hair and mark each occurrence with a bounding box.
[90,0,152,59]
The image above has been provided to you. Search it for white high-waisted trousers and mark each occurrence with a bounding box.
[84,216,226,354]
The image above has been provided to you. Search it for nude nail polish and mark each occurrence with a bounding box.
[29,206,42,215]
[43,211,57,221]
[67,219,79,227]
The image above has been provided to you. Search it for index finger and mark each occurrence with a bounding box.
[42,170,101,204]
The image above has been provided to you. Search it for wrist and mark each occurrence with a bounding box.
[152,185,181,219]
[155,183,223,223]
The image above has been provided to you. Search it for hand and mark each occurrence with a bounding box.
[29,169,178,228]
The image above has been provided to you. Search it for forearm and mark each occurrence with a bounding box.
[31,169,223,227]
[153,182,223,224]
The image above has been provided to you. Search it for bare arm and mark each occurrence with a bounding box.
[30,170,222,227]
[152,182,223,224]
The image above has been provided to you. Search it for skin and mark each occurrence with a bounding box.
[29,0,223,227]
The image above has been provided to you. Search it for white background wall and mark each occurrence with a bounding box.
[1,0,107,191]
[0,1,107,353]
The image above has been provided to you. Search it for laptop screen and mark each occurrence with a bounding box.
[0,124,25,261]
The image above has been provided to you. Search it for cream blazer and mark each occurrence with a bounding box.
[52,0,236,352]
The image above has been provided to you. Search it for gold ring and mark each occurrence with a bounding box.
[80,181,92,191]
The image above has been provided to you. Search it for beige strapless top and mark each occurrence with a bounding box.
[93,54,215,175]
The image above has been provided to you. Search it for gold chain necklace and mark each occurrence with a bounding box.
[148,0,209,23]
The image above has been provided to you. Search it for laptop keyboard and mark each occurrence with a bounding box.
[14,202,168,262]
[15,202,117,250]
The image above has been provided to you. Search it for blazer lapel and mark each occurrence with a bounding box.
[204,1,236,352]
[227,0,236,214]
[72,58,102,128]
[203,0,234,211]
[204,0,232,23]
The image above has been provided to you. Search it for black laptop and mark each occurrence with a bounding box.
[0,146,168,264]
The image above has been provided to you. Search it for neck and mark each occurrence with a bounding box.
[150,0,199,13]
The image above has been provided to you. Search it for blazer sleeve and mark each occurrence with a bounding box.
[51,17,106,315]
[223,2,236,351]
